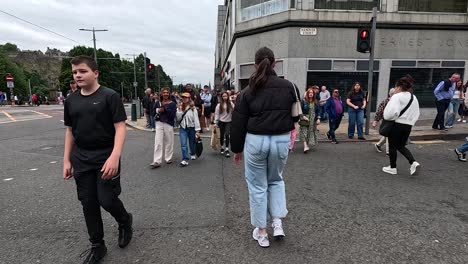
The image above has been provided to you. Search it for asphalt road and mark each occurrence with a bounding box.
[0,105,467,264]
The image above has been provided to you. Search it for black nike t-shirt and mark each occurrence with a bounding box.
[64,86,126,172]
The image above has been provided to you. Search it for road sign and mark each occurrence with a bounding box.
[5,74,13,82]
[7,81,14,88]
[300,28,317,36]
[133,82,138,87]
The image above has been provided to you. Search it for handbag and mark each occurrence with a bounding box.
[154,101,161,121]
[379,94,414,137]
[195,136,203,157]
[291,83,303,118]
[298,117,310,127]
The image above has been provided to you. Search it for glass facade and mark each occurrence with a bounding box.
[239,0,291,22]
[389,68,465,108]
[315,0,380,10]
[398,0,467,13]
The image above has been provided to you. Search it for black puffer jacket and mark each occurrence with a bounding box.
[230,75,297,153]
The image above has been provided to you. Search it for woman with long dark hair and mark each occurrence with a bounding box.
[382,75,420,175]
[346,82,367,140]
[231,47,297,248]
[214,91,235,157]
[150,87,177,168]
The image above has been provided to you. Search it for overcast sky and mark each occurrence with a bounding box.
[0,0,224,86]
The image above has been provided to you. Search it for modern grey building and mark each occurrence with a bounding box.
[214,0,468,108]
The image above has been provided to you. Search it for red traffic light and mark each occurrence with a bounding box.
[148,64,153,70]
[360,30,369,39]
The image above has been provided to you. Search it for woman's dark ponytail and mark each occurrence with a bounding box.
[249,47,275,94]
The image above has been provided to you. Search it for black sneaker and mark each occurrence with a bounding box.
[331,139,339,144]
[118,213,133,248]
[454,148,467,162]
[358,137,366,140]
[326,132,331,140]
[225,151,231,158]
[374,144,383,153]
[220,148,225,155]
[81,243,107,264]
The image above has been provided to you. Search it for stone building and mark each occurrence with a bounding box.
[214,0,468,108]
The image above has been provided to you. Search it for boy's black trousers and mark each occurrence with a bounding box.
[74,169,130,244]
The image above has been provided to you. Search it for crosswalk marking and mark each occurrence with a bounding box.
[2,111,16,121]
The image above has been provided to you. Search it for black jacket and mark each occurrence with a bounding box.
[230,75,296,153]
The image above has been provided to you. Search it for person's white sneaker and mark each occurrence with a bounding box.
[272,221,285,239]
[457,118,462,122]
[382,166,397,175]
[191,155,197,160]
[179,160,189,167]
[463,120,467,123]
[410,161,420,176]
[252,228,270,248]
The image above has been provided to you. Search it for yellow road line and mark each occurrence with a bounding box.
[28,110,52,118]
[0,116,52,124]
[2,111,16,122]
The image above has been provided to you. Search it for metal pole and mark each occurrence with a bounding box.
[121,81,124,98]
[157,66,160,92]
[28,79,32,104]
[92,27,97,63]
[365,7,377,135]
[143,52,148,91]
[133,55,137,99]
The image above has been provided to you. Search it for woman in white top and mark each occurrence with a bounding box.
[176,93,201,167]
[382,75,421,176]
[214,91,235,157]
[446,79,464,127]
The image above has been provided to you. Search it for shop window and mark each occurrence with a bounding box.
[398,0,467,12]
[315,0,380,10]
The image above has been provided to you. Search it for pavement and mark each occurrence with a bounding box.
[125,112,468,142]
[1,105,468,264]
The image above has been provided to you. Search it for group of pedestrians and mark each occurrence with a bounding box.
[61,51,467,264]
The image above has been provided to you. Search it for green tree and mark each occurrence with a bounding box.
[0,49,28,98]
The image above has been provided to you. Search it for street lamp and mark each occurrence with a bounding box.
[79,27,108,63]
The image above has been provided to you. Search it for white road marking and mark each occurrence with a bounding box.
[60,120,64,123]
[50,161,58,164]
[41,147,52,150]
[28,110,52,118]
[30,168,38,171]
[3,178,14,181]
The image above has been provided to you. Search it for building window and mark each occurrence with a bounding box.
[239,0,291,22]
[315,0,380,10]
[389,68,465,108]
[398,0,467,12]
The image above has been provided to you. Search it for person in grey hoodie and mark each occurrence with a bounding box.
[214,91,235,157]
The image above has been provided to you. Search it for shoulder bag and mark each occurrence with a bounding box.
[379,94,414,137]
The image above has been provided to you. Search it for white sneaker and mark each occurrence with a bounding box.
[191,155,197,160]
[382,166,397,175]
[457,118,462,122]
[252,228,270,248]
[463,120,467,123]
[410,161,420,176]
[272,221,285,239]
[179,160,189,167]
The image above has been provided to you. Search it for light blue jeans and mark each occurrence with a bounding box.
[244,133,289,228]
[458,142,468,153]
[446,99,461,127]
[179,127,196,161]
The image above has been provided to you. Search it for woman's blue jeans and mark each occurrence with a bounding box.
[244,133,289,228]
[348,108,364,138]
[446,99,461,127]
[179,127,196,161]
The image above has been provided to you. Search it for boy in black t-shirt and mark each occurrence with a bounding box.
[63,55,133,264]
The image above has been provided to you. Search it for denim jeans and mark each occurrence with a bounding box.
[179,127,196,161]
[328,116,342,140]
[150,115,156,129]
[348,108,364,138]
[446,99,461,127]
[244,133,289,228]
[458,142,468,153]
[433,99,450,129]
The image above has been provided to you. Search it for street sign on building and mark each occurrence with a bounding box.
[300,28,317,36]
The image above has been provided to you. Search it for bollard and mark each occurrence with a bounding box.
[131,103,137,121]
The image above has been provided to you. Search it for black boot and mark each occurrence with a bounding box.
[81,243,107,264]
[118,213,133,248]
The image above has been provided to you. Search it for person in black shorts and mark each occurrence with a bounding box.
[63,55,133,264]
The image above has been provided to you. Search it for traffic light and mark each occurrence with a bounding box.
[147,63,155,80]
[356,28,371,53]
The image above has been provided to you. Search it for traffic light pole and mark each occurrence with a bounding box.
[365,7,377,135]
[143,52,148,90]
